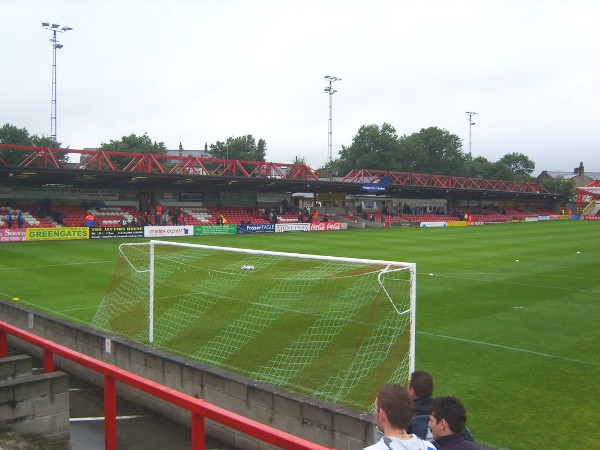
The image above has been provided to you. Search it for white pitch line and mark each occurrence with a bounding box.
[0,260,114,272]
[430,273,600,294]
[61,306,99,313]
[419,331,600,367]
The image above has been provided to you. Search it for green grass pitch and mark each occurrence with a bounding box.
[0,220,598,450]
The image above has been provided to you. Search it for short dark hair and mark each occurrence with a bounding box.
[409,370,433,398]
[376,384,413,429]
[430,396,468,433]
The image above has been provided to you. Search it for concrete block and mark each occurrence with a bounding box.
[248,384,274,409]
[273,394,302,420]
[333,410,370,440]
[0,354,32,380]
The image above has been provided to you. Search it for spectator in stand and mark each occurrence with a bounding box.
[120,217,129,227]
[172,208,180,226]
[155,203,163,225]
[429,397,480,450]
[5,213,14,229]
[363,384,436,450]
[84,211,95,227]
[17,212,25,229]
[161,209,170,226]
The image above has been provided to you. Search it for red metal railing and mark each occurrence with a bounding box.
[0,321,334,450]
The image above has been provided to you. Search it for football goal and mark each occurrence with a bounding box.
[92,240,416,411]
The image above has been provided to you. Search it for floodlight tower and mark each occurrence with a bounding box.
[324,75,341,166]
[42,22,73,142]
[466,111,478,177]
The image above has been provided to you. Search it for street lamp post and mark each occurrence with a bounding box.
[466,111,478,177]
[324,75,341,167]
[42,22,73,142]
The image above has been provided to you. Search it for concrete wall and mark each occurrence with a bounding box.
[0,370,70,444]
[0,300,376,450]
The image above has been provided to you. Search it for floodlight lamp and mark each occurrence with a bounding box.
[61,26,73,31]
[55,44,64,49]
[42,22,50,27]
[51,24,60,29]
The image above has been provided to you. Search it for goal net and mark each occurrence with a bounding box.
[92,240,416,411]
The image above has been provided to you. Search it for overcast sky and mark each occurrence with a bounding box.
[3,0,599,173]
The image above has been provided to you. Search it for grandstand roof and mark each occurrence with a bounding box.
[0,144,563,201]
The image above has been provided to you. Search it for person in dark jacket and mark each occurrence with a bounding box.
[407,371,474,443]
[429,397,481,450]
[409,371,434,415]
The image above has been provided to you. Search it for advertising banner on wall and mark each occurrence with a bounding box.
[309,222,344,231]
[194,225,237,235]
[0,229,27,242]
[143,226,194,237]
[26,227,90,241]
[419,222,448,228]
[90,227,145,239]
[275,223,310,233]
[237,224,275,234]
[390,222,420,228]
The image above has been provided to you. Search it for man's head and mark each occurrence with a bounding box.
[428,396,468,440]
[374,384,413,432]
[409,370,433,399]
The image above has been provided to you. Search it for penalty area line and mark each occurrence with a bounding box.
[419,331,600,367]
[0,260,114,272]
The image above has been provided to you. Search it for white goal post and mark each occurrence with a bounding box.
[93,239,416,410]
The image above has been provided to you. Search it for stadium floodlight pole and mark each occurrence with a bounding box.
[324,75,341,167]
[42,22,73,142]
[466,111,478,177]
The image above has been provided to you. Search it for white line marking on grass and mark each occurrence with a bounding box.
[0,260,114,272]
[419,331,600,367]
[431,273,600,293]
[61,306,99,313]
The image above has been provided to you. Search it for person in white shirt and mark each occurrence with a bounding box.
[363,384,437,450]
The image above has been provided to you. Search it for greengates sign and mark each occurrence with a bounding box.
[26,227,90,241]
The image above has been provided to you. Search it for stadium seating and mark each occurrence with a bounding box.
[0,206,58,228]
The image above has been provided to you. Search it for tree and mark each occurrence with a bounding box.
[337,123,402,173]
[98,133,167,169]
[0,123,64,165]
[539,176,576,202]
[99,132,167,155]
[293,156,307,165]
[499,152,535,180]
[209,135,267,162]
[398,127,467,175]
